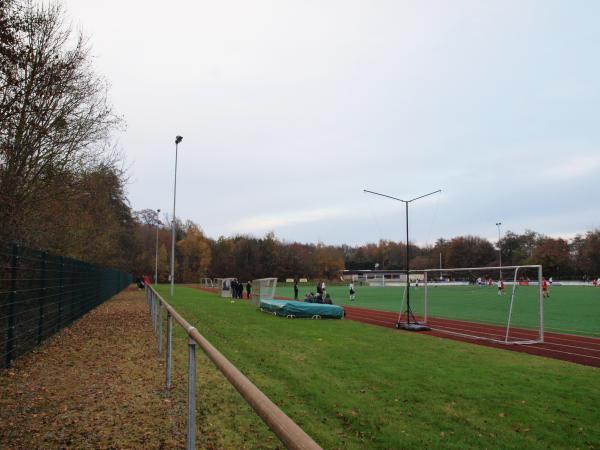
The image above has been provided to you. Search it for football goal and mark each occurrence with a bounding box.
[214,278,236,298]
[250,278,278,307]
[407,265,544,345]
[199,278,214,288]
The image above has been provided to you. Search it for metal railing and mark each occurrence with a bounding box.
[144,284,322,450]
[0,243,132,368]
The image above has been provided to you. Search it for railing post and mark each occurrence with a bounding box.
[166,311,172,389]
[158,301,163,355]
[153,293,158,334]
[151,291,155,331]
[6,244,19,367]
[187,336,197,450]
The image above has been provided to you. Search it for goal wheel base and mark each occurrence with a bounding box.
[395,322,431,332]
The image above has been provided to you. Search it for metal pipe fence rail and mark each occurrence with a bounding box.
[144,284,322,450]
[0,243,132,368]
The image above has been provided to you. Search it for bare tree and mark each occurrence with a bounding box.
[0,0,124,242]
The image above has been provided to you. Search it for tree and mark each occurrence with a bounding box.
[580,230,600,277]
[445,236,496,268]
[176,222,212,282]
[0,0,123,243]
[530,238,571,278]
[315,244,345,279]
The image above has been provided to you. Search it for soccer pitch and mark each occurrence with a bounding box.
[276,284,600,337]
[155,285,600,449]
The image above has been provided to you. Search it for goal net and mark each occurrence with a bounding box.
[250,278,278,306]
[199,278,214,288]
[406,265,544,344]
[214,277,236,298]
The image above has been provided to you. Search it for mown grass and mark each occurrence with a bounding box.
[156,285,600,450]
[276,284,600,337]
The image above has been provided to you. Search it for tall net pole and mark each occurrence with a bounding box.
[364,188,441,331]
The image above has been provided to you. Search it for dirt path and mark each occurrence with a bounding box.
[0,286,187,450]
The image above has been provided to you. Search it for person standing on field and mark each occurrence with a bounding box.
[542,278,550,298]
[293,280,299,300]
[246,281,251,300]
[498,279,505,296]
[349,282,356,301]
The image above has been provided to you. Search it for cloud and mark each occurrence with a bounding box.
[226,206,354,234]
[547,155,600,179]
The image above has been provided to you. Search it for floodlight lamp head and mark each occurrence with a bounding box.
[496,222,502,226]
[175,135,183,144]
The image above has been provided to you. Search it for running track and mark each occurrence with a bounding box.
[344,305,600,368]
[188,286,600,368]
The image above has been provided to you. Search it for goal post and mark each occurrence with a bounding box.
[200,278,214,288]
[214,277,236,298]
[250,278,278,307]
[417,265,544,345]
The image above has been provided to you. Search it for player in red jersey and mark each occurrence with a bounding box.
[497,279,505,296]
[542,278,550,298]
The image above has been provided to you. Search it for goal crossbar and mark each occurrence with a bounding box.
[416,265,544,345]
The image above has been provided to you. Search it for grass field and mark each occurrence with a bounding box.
[275,284,600,337]
[155,285,600,449]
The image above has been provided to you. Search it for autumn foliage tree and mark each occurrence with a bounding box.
[176,222,212,282]
[0,0,135,272]
[0,0,125,263]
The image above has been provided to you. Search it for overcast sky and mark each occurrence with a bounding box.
[63,0,600,246]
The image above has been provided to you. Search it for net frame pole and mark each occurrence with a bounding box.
[424,271,428,324]
[538,265,544,343]
[504,266,521,343]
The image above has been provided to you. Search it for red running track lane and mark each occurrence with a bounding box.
[344,306,600,368]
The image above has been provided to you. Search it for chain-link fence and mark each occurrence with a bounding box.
[0,243,132,368]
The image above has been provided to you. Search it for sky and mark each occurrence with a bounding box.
[62,0,600,246]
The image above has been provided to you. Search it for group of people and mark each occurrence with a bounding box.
[292,279,358,303]
[496,278,552,298]
[227,279,251,300]
[135,275,151,289]
[303,292,334,304]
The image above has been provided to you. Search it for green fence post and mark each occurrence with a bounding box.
[6,244,19,367]
[71,260,76,323]
[58,256,64,331]
[37,251,47,345]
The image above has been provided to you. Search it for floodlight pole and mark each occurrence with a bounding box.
[155,208,161,284]
[496,222,502,280]
[364,189,441,331]
[171,136,183,297]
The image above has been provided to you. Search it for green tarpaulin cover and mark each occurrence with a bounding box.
[260,299,344,319]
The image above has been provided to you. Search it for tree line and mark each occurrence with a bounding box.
[3,0,599,283]
[132,213,600,282]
